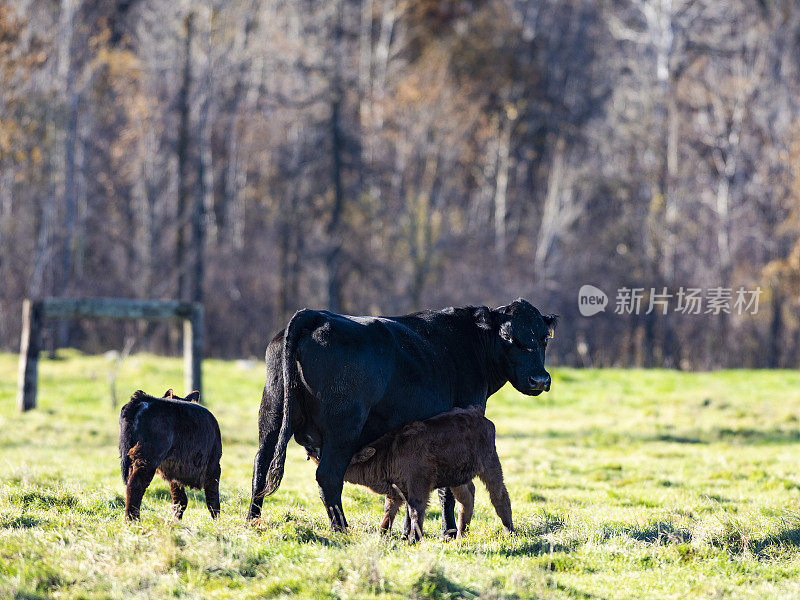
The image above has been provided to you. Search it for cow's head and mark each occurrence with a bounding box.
[492,299,558,396]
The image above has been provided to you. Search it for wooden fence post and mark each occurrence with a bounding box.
[16,297,204,411]
[17,299,43,411]
[184,304,204,398]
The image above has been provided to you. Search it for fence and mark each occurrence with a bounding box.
[17,297,203,411]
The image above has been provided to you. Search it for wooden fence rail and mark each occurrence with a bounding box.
[17,298,204,412]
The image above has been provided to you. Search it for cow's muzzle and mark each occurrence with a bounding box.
[528,374,551,392]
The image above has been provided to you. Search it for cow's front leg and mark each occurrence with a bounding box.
[316,450,351,532]
[438,487,458,540]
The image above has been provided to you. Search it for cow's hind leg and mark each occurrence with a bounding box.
[248,384,282,521]
[451,482,475,539]
[315,447,353,532]
[248,441,273,521]
[169,481,188,520]
[204,461,221,518]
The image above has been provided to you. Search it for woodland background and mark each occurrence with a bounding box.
[2,0,800,368]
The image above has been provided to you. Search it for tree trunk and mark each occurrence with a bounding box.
[494,114,511,259]
[176,12,194,302]
[192,71,211,305]
[768,289,783,368]
[326,94,345,313]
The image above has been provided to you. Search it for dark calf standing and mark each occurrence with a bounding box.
[311,407,513,543]
[119,389,222,521]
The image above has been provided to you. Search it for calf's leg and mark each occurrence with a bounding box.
[125,465,156,521]
[451,482,475,539]
[478,453,513,534]
[406,488,456,540]
[204,461,222,518]
[380,496,402,535]
[401,506,411,540]
[169,481,188,520]
[405,479,432,544]
[406,495,429,545]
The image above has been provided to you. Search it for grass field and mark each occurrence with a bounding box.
[3,352,800,599]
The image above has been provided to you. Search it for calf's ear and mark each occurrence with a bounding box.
[350,447,376,464]
[162,389,174,398]
[184,391,200,403]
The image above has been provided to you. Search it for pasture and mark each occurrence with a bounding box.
[2,352,800,599]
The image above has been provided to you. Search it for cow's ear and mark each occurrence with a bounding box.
[499,320,513,344]
[163,389,174,398]
[543,314,559,340]
[350,447,376,464]
[184,391,200,403]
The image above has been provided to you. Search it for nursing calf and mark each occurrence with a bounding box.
[119,389,222,521]
[310,407,513,543]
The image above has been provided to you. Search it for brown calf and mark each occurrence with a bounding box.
[310,407,513,543]
[119,389,222,521]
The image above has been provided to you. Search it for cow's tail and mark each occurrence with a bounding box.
[263,309,312,496]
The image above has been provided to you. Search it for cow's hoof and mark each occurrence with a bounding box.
[441,528,458,541]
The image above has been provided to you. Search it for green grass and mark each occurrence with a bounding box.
[3,352,800,598]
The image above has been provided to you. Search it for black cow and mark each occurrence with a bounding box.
[247,299,557,534]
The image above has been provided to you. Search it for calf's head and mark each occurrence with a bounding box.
[492,299,558,396]
[163,388,201,402]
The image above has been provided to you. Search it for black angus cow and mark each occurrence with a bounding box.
[247,298,557,535]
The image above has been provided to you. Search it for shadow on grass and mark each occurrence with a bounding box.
[554,581,608,600]
[651,428,800,446]
[498,537,579,557]
[652,433,707,444]
[148,487,208,503]
[14,591,52,600]
[0,514,45,529]
[619,519,800,559]
[489,519,579,558]
[623,521,691,545]
[750,526,800,557]
[502,426,800,447]
[699,523,800,558]
[250,515,346,547]
[412,564,477,600]
[12,490,79,509]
